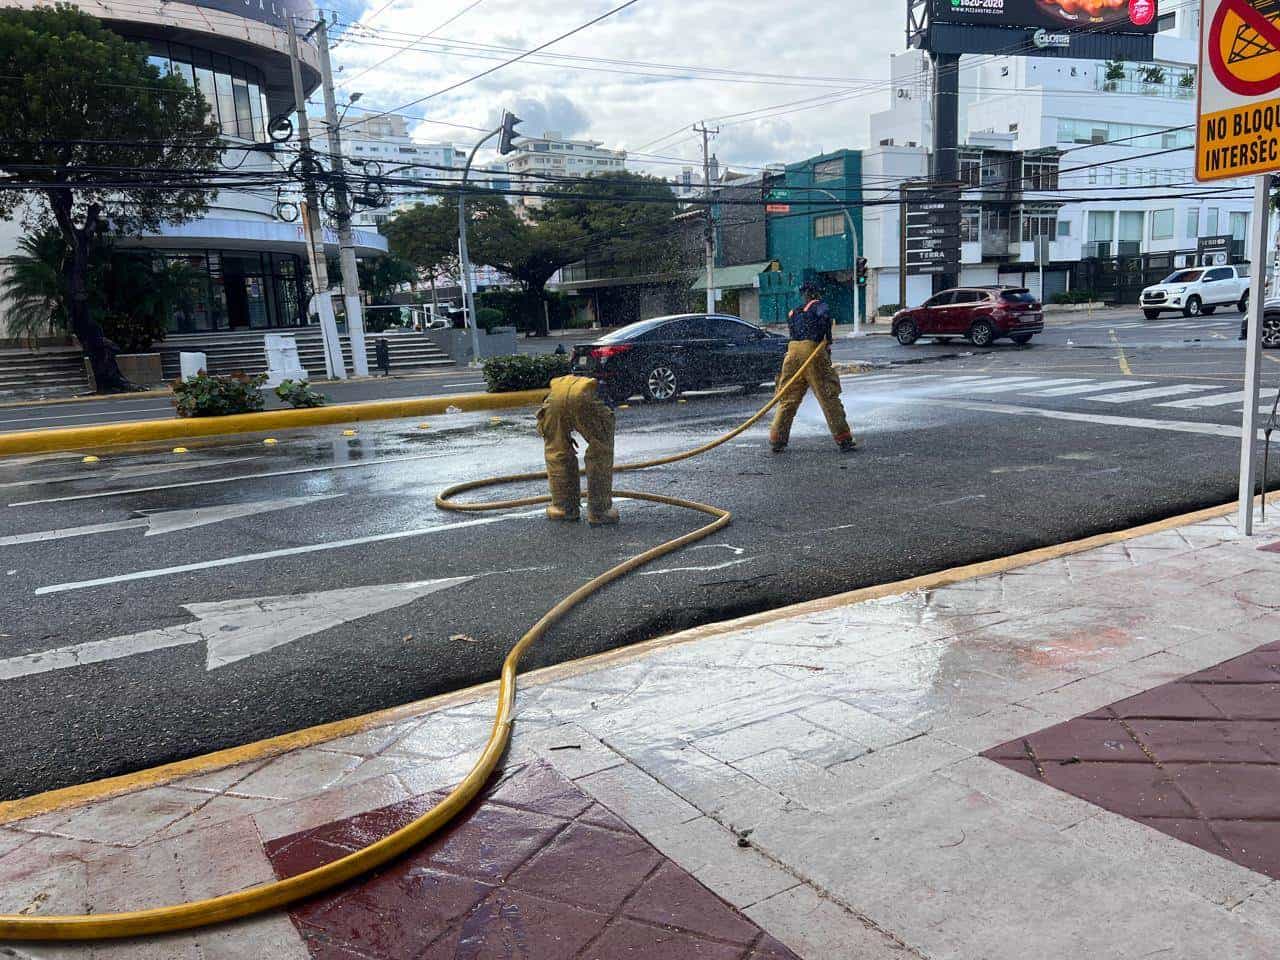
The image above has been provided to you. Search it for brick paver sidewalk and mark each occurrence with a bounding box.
[4,508,1280,958]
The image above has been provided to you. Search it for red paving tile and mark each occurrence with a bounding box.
[265,760,799,960]
[986,638,1280,884]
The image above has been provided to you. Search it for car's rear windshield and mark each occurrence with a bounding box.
[596,316,682,343]
[1164,270,1204,283]
[999,289,1036,303]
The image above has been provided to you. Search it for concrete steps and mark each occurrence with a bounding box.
[158,329,454,380]
[0,347,90,395]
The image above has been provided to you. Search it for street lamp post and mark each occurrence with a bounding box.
[811,187,862,337]
[458,110,521,364]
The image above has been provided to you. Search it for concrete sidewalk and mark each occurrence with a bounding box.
[4,506,1280,957]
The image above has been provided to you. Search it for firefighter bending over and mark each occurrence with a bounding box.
[769,282,858,454]
[538,374,619,526]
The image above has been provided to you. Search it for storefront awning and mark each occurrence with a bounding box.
[690,261,778,293]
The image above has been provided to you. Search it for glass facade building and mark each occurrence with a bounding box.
[143,41,271,143]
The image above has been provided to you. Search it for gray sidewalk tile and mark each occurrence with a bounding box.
[745,885,919,960]
[645,816,799,910]
[940,755,1099,829]
[575,762,703,834]
[1063,811,1271,909]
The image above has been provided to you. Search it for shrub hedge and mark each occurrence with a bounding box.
[482,353,572,392]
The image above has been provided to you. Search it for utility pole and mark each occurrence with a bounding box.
[898,185,908,309]
[286,16,346,379]
[694,123,719,314]
[315,15,368,376]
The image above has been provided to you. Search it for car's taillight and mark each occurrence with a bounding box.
[589,344,633,359]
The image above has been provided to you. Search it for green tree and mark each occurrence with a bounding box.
[3,228,199,352]
[357,254,418,306]
[0,5,221,390]
[0,231,69,345]
[383,200,460,316]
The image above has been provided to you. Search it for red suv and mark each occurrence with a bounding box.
[891,287,1044,347]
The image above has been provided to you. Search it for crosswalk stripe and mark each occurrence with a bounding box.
[1086,384,1219,403]
[961,378,1089,394]
[1025,380,1153,396]
[1157,388,1278,409]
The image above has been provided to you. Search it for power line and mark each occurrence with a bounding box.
[343,0,646,131]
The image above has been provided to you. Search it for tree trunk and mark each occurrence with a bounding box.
[529,280,550,337]
[429,272,439,318]
[50,195,130,392]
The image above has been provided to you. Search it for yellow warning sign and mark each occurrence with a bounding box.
[1197,0,1280,180]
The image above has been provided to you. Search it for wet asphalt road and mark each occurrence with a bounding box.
[0,308,1276,799]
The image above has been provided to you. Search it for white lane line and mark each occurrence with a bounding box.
[912,398,1246,438]
[0,407,173,426]
[958,378,1089,394]
[1157,388,1280,409]
[1025,380,1153,396]
[1085,384,1219,403]
[34,510,543,595]
[9,453,443,507]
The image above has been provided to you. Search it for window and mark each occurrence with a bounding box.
[1057,220,1071,238]
[813,213,845,238]
[960,206,980,242]
[704,318,756,341]
[1230,210,1249,241]
[1151,208,1175,240]
[952,290,984,304]
[1205,267,1233,282]
[1087,210,1115,243]
[532,142,549,152]
[1021,208,1057,242]
[1119,211,1144,244]
[1187,207,1199,237]
[1022,156,1058,190]
[1055,118,1195,149]
[1117,167,1129,185]
[1207,208,1220,234]
[959,154,982,187]
[982,207,1011,234]
[923,292,955,307]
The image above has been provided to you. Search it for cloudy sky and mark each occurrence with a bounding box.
[325,0,907,178]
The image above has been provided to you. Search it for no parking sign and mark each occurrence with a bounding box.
[1197,0,1280,179]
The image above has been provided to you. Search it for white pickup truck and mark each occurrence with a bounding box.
[1139,265,1251,319]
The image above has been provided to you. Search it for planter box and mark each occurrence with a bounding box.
[117,352,164,388]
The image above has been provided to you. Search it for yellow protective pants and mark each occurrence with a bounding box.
[537,375,616,522]
[769,340,854,448]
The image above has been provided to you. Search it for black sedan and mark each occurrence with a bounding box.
[571,313,788,403]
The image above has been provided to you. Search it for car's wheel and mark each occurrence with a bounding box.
[894,318,919,345]
[642,362,679,402]
[1011,333,1034,345]
[968,319,996,346]
[1240,291,1251,314]
[1264,314,1280,348]
[1202,305,1218,315]
[1143,309,1161,320]
[1183,296,1202,318]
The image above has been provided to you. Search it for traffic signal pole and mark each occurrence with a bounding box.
[1238,173,1271,535]
[811,187,862,337]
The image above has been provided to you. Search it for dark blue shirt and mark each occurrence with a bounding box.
[787,298,832,343]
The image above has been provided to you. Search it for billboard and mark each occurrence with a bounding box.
[930,0,1157,33]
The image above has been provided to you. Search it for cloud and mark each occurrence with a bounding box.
[334,0,906,175]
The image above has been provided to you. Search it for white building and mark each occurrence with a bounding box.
[0,0,387,335]
[504,131,627,210]
[342,115,465,229]
[864,5,1255,307]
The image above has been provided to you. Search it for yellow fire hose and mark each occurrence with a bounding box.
[0,343,831,941]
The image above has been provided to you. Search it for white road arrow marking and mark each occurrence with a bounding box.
[0,495,339,547]
[640,543,752,576]
[0,578,473,680]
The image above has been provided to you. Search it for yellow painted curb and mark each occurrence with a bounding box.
[1,490,1271,827]
[0,389,549,457]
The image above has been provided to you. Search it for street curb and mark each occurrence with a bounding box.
[2,490,1273,826]
[0,388,549,456]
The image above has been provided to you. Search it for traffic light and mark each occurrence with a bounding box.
[497,111,523,155]
[856,257,868,286]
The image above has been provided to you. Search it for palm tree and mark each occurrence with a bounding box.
[1,231,70,346]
